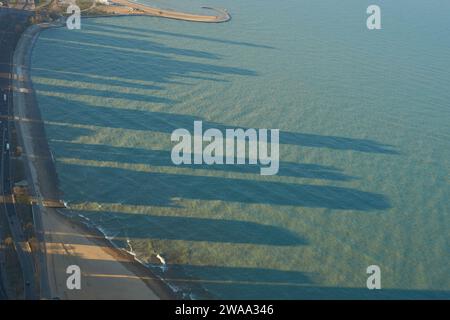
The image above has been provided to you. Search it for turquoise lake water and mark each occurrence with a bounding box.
[30,0,449,298]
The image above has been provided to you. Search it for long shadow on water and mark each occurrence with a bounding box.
[36,30,257,85]
[55,210,307,246]
[57,161,389,210]
[36,23,397,154]
[36,83,175,105]
[41,23,223,61]
[49,139,356,181]
[168,264,450,299]
[40,93,397,154]
[47,124,386,211]
[83,19,277,49]
[31,17,406,298]
[31,67,168,91]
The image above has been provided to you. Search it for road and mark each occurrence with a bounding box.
[0,7,38,300]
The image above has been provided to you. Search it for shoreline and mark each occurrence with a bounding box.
[109,0,231,23]
[65,209,215,299]
[54,208,178,299]
[12,19,181,300]
[36,0,231,23]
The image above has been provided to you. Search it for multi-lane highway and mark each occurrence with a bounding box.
[0,6,37,300]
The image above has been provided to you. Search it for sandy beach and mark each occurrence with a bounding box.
[42,207,175,299]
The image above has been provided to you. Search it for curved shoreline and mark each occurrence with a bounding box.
[13,21,177,300]
[11,4,224,299]
[38,0,231,23]
[103,0,231,23]
[6,0,232,297]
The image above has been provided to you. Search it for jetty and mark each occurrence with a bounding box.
[102,0,230,23]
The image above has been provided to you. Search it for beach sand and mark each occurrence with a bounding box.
[42,207,175,299]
